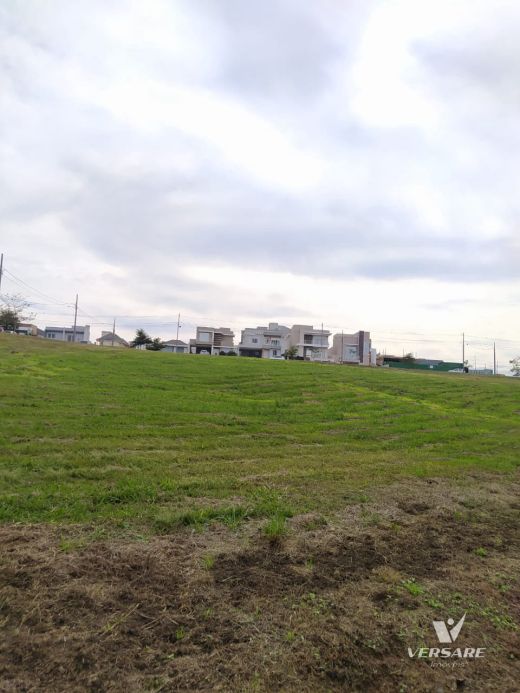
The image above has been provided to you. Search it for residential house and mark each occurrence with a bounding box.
[329,331,376,366]
[238,323,289,359]
[44,325,90,343]
[162,339,189,353]
[96,331,129,347]
[287,325,331,361]
[15,323,44,337]
[189,327,235,355]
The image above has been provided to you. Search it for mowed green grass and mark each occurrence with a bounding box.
[0,334,519,531]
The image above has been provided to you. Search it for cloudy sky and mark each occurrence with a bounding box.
[1,0,519,369]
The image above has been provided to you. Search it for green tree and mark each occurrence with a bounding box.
[510,357,520,376]
[130,329,153,348]
[0,294,34,331]
[284,346,298,360]
[146,337,166,351]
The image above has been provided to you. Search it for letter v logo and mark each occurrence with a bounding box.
[432,614,466,643]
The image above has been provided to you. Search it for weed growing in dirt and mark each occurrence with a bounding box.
[202,554,215,570]
[263,514,287,539]
[175,627,186,641]
[285,630,298,643]
[401,578,424,597]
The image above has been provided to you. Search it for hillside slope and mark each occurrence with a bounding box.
[0,334,518,527]
[0,335,518,692]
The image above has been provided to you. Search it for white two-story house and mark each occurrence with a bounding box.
[328,330,376,365]
[237,323,290,359]
[287,325,331,361]
[189,327,235,355]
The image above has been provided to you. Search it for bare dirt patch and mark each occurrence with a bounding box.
[1,476,519,692]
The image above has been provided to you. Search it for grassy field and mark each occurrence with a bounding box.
[1,334,518,529]
[0,334,519,691]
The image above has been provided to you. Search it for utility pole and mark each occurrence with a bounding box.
[493,341,496,376]
[112,318,116,347]
[341,330,344,365]
[176,313,181,343]
[462,332,465,371]
[0,253,3,294]
[72,294,78,343]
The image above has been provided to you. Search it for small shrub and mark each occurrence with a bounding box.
[402,578,424,597]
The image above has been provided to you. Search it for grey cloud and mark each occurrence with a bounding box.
[60,156,518,282]
[2,0,520,299]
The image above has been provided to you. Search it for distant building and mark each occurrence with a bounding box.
[189,327,235,355]
[287,325,331,361]
[96,331,129,347]
[44,325,90,343]
[238,323,289,359]
[329,331,375,365]
[382,355,463,371]
[15,323,44,338]
[467,367,494,376]
[162,339,189,353]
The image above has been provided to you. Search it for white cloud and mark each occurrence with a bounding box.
[0,0,519,369]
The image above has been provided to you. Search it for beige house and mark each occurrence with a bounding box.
[96,331,129,347]
[238,323,289,359]
[15,323,44,337]
[162,339,189,353]
[189,327,235,355]
[329,331,376,365]
[287,325,331,361]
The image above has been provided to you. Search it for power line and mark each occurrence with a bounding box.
[2,260,519,360]
[2,269,71,306]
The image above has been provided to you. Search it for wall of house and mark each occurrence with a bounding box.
[15,324,39,337]
[45,326,90,343]
[288,325,330,359]
[239,324,288,358]
[329,332,375,364]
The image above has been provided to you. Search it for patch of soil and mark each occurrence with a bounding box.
[0,476,519,692]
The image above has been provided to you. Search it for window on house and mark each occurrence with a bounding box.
[304,334,313,344]
[252,338,258,343]
[273,350,278,356]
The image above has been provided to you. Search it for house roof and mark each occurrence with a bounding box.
[45,325,89,331]
[163,339,188,346]
[197,326,234,335]
[96,332,129,346]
